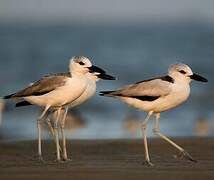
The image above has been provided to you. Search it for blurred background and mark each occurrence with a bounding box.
[0,0,213,140]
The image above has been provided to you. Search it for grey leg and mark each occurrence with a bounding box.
[46,116,62,153]
[53,109,61,161]
[141,111,153,166]
[37,106,50,161]
[60,108,69,161]
[153,113,197,162]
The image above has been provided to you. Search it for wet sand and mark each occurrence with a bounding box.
[0,138,213,180]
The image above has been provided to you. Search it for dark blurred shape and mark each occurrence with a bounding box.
[123,113,140,135]
[193,117,210,137]
[0,99,5,127]
[44,109,86,132]
[63,109,86,131]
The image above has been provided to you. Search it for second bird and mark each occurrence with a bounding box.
[100,63,207,166]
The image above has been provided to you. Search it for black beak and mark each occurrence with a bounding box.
[97,73,116,80]
[189,73,208,82]
[88,65,116,80]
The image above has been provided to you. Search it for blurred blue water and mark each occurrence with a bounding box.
[0,22,213,139]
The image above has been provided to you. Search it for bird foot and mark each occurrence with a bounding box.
[142,160,154,167]
[174,151,197,162]
[38,155,46,163]
[54,158,64,163]
[62,157,72,162]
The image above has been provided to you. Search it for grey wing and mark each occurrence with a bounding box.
[107,79,172,97]
[5,74,69,98]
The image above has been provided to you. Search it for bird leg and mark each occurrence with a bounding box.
[53,109,61,162]
[153,113,197,162]
[175,150,197,162]
[46,116,62,153]
[37,106,50,162]
[59,108,70,161]
[141,111,153,166]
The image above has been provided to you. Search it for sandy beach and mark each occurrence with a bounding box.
[0,138,213,180]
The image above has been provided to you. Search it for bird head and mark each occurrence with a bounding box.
[168,63,208,83]
[70,56,115,81]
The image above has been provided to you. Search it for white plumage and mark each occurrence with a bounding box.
[4,56,115,162]
[100,63,207,166]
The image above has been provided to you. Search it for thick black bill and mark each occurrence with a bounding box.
[97,73,115,80]
[89,65,116,80]
[88,65,105,74]
[190,73,208,82]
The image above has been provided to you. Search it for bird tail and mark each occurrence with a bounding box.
[16,101,32,107]
[99,90,117,96]
[3,93,15,99]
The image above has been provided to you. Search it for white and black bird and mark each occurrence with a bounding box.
[100,63,207,166]
[3,56,115,161]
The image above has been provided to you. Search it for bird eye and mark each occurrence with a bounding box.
[179,70,186,74]
[79,62,85,65]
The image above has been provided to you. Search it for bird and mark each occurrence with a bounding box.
[100,63,208,166]
[3,56,115,162]
[0,99,5,126]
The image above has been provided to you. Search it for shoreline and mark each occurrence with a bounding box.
[0,138,213,180]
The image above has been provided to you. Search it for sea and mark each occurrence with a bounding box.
[0,21,213,140]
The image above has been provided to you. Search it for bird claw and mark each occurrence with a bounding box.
[142,160,154,167]
[54,159,64,163]
[62,157,72,162]
[174,151,197,162]
[38,155,46,163]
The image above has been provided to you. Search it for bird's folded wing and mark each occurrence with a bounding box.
[8,73,70,98]
[111,79,172,97]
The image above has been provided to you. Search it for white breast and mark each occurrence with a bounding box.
[152,83,190,112]
[68,79,96,108]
